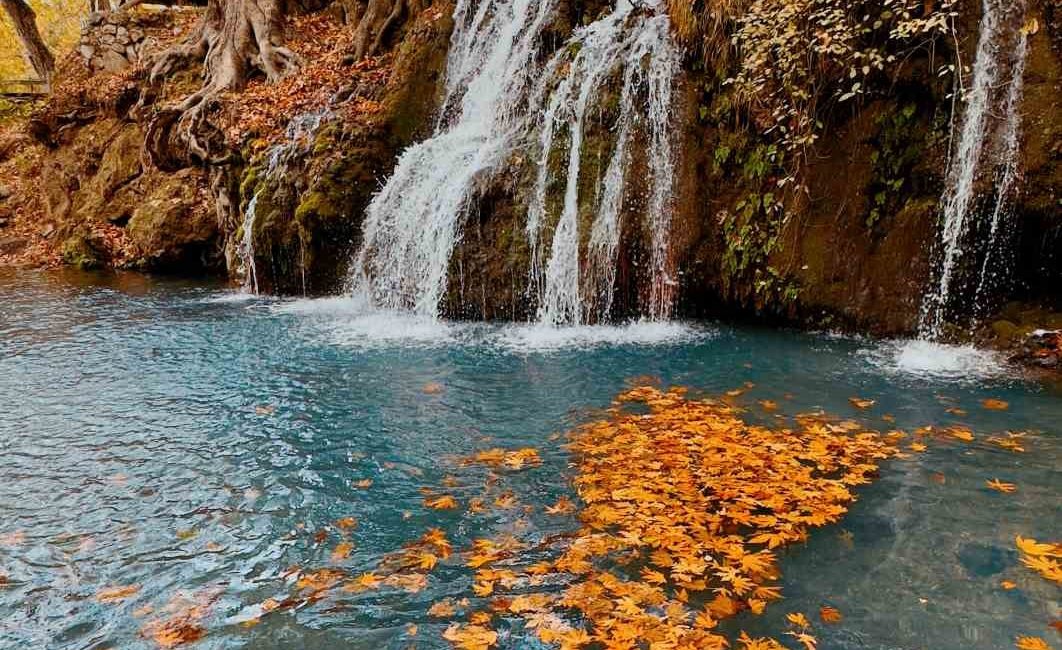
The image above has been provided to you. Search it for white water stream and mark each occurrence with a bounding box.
[348,0,680,323]
[919,0,1029,338]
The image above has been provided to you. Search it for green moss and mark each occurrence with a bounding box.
[60,234,101,269]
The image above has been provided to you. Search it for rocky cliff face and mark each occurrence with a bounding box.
[2,0,1060,337]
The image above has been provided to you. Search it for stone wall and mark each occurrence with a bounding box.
[77,12,151,73]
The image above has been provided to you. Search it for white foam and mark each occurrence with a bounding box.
[274,297,456,348]
[495,320,711,352]
[862,339,1007,381]
[274,298,710,352]
[201,290,261,304]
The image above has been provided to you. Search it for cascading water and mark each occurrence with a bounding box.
[238,110,332,294]
[918,0,1029,338]
[348,0,557,317]
[348,0,681,324]
[527,5,679,325]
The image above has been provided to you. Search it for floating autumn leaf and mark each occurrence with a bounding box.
[909,442,927,452]
[1015,536,1062,584]
[947,426,974,442]
[424,495,459,510]
[1000,580,1017,590]
[140,590,217,649]
[1015,636,1051,650]
[342,572,382,592]
[945,407,967,416]
[429,599,457,617]
[786,612,811,628]
[986,479,1017,494]
[254,404,276,415]
[335,517,357,530]
[759,400,779,411]
[982,398,1010,411]
[423,382,445,394]
[442,623,498,650]
[406,623,418,636]
[331,541,354,562]
[545,495,576,515]
[354,479,373,489]
[848,397,875,409]
[462,448,542,471]
[819,605,843,623]
[97,584,141,603]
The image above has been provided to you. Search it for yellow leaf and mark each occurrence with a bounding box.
[986,479,1017,494]
[1015,636,1051,650]
[982,398,1010,411]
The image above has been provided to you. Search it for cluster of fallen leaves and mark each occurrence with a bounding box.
[220,14,390,146]
[81,383,1056,649]
[1016,536,1062,585]
[441,386,898,649]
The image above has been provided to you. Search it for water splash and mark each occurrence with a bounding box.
[919,0,1029,338]
[238,110,332,294]
[528,4,680,325]
[349,0,556,317]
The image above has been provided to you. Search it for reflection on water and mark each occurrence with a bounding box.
[1,269,1059,649]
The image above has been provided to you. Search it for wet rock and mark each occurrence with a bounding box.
[991,319,1022,343]
[1010,329,1062,369]
[126,170,220,271]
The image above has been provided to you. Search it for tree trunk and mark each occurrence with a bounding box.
[0,0,55,84]
[144,0,299,166]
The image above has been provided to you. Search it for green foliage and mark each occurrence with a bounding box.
[726,0,957,154]
[864,101,948,230]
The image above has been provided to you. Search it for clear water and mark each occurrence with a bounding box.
[2,270,1059,649]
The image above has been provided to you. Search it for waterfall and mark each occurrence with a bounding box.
[528,5,679,325]
[919,0,1029,338]
[348,0,680,324]
[348,0,556,317]
[238,110,332,294]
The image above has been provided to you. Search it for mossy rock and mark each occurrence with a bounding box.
[60,234,103,269]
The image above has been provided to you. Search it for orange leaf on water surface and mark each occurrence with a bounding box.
[406,623,418,636]
[423,382,445,394]
[545,495,576,515]
[1015,636,1051,650]
[1000,580,1017,590]
[1051,620,1062,635]
[97,584,141,603]
[429,599,457,617]
[945,407,967,416]
[331,541,354,562]
[848,397,875,409]
[759,400,779,411]
[982,399,1010,411]
[425,495,459,510]
[1016,536,1058,557]
[354,479,373,489]
[442,623,498,650]
[335,517,357,530]
[987,479,1017,493]
[819,606,843,623]
[909,442,927,452]
[947,426,974,442]
[786,612,810,628]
